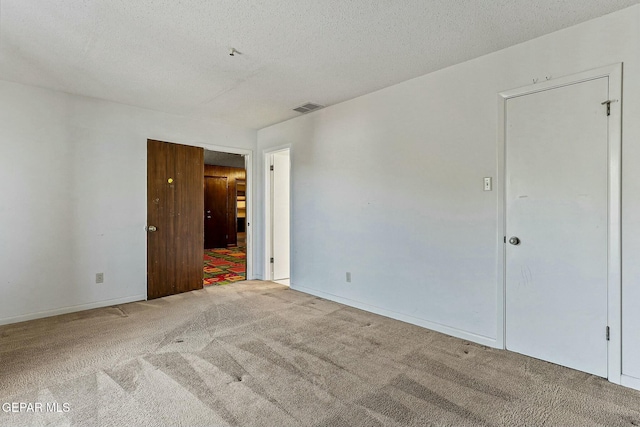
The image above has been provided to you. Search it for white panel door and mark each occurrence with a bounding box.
[505,77,609,377]
[272,151,290,281]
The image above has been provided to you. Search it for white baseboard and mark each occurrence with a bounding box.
[0,295,147,326]
[291,285,498,348]
[621,374,640,391]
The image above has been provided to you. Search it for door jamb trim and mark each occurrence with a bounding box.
[496,63,623,384]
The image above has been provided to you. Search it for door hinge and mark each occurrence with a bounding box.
[606,326,610,341]
[270,257,274,263]
[270,165,274,171]
[601,99,618,117]
[504,236,506,243]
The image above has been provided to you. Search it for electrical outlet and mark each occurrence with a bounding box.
[96,273,104,284]
[346,272,351,283]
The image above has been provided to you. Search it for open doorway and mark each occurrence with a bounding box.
[203,150,247,286]
[265,148,291,285]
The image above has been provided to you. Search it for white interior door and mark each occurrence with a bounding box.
[272,151,290,281]
[505,77,609,377]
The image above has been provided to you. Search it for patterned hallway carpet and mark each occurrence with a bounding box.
[203,246,246,286]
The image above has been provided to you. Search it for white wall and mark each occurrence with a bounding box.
[257,5,640,381]
[0,80,256,324]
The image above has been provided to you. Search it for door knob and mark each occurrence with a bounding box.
[146,225,157,232]
[509,236,520,245]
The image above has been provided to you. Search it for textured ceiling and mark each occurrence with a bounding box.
[1,0,638,129]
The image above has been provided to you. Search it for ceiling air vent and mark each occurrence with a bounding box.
[293,102,324,114]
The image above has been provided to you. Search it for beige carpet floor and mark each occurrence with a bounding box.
[1,281,640,427]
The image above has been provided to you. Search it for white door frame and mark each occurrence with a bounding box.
[197,143,254,281]
[263,145,291,281]
[496,63,622,383]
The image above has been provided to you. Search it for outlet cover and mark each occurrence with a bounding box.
[96,273,104,284]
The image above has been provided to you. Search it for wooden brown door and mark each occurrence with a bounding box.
[204,165,246,247]
[147,139,204,299]
[204,176,228,248]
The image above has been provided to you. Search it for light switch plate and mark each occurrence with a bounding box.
[483,177,492,191]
